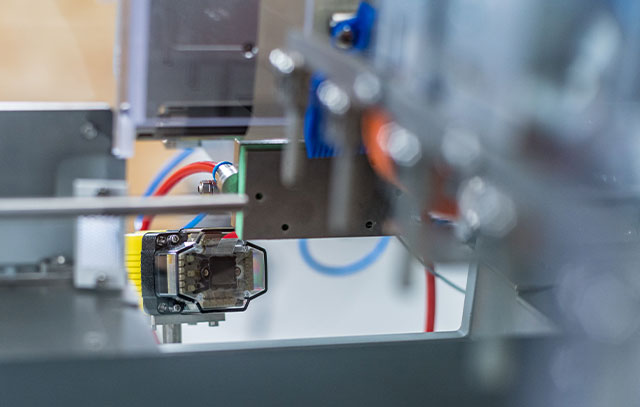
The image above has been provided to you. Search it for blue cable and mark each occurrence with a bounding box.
[144,149,194,197]
[135,148,194,230]
[182,161,234,229]
[183,213,207,229]
[298,237,392,276]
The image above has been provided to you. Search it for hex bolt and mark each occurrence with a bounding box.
[235,266,242,277]
[169,234,180,244]
[172,303,182,313]
[198,179,216,194]
[202,268,210,278]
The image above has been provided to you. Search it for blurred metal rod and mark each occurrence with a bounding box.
[0,195,247,218]
[162,324,182,344]
[281,111,304,187]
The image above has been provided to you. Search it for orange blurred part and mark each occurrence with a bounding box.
[362,108,458,219]
[361,109,400,187]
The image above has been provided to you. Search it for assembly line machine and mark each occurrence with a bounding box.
[1,1,640,406]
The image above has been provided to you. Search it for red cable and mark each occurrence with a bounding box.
[425,266,436,332]
[139,161,216,231]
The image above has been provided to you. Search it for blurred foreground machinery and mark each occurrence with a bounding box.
[1,1,640,406]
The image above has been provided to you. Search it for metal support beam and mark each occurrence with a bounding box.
[0,194,247,218]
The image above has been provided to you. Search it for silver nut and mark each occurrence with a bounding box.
[169,234,180,244]
[198,180,216,195]
[317,81,351,115]
[172,304,182,313]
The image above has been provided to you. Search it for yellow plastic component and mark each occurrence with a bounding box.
[125,231,148,307]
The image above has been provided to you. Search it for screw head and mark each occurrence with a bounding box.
[158,303,168,313]
[156,236,167,247]
[334,25,355,50]
[235,267,242,277]
[317,81,351,115]
[202,268,210,278]
[80,122,99,140]
[169,235,180,244]
[172,303,182,313]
